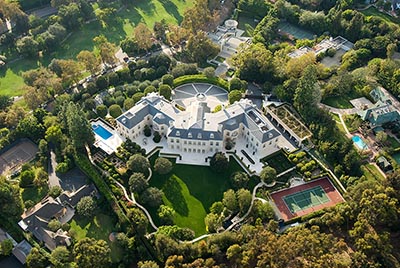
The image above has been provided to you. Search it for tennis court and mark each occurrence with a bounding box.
[271,177,345,221]
[283,186,330,214]
[278,22,315,40]
[0,139,38,175]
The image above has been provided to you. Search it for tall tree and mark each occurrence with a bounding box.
[65,102,94,150]
[73,238,111,268]
[77,50,100,74]
[133,23,153,51]
[293,65,321,121]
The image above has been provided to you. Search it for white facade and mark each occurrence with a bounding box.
[116,92,291,162]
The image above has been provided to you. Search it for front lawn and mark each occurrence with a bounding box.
[69,212,123,262]
[322,95,355,109]
[149,156,246,235]
[387,135,400,150]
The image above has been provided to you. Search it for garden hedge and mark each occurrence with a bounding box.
[173,74,229,90]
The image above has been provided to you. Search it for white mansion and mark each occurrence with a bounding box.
[115,88,293,164]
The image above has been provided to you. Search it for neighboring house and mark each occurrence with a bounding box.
[116,92,291,161]
[377,156,393,173]
[288,36,354,58]
[18,184,97,251]
[0,228,32,265]
[358,88,400,127]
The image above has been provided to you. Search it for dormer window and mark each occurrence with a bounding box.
[176,131,180,136]
[188,132,192,138]
[197,133,202,139]
[210,133,214,139]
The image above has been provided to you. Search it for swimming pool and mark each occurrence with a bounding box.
[392,152,400,164]
[92,124,112,140]
[352,135,368,150]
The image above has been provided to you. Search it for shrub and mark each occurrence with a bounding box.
[49,186,62,198]
[173,74,229,90]
[144,125,151,137]
[109,104,122,118]
[153,131,161,143]
[154,157,173,175]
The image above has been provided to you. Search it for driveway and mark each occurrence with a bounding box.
[48,150,61,188]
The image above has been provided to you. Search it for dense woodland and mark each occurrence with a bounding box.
[0,0,400,267]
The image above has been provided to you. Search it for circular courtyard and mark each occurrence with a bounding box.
[172,83,228,110]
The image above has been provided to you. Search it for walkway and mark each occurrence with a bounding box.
[318,103,358,115]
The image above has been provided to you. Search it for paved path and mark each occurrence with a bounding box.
[319,103,358,115]
[339,113,350,135]
[48,150,61,188]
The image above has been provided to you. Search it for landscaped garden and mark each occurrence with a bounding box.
[322,90,362,109]
[148,155,247,235]
[261,150,294,174]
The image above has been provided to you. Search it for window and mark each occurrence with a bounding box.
[188,141,192,145]
[171,139,174,143]
[216,142,219,146]
[210,141,213,145]
[198,141,201,145]
[184,148,187,152]
[184,141,187,144]
[202,142,206,146]
[171,145,174,149]
[177,146,180,149]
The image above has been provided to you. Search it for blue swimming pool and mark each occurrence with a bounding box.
[92,124,112,140]
[352,135,368,150]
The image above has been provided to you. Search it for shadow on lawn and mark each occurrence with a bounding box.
[159,0,183,24]
[163,175,189,216]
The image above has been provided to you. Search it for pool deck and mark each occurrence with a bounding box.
[91,120,124,155]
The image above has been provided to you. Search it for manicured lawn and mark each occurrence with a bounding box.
[261,150,294,174]
[237,12,257,36]
[69,212,123,262]
[322,95,355,109]
[360,7,399,26]
[149,156,246,235]
[387,135,400,150]
[361,164,385,181]
[21,186,48,205]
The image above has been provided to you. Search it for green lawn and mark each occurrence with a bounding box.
[0,0,194,96]
[387,136,400,150]
[361,164,385,181]
[360,6,399,26]
[149,156,246,235]
[69,212,123,262]
[322,95,355,109]
[21,186,48,205]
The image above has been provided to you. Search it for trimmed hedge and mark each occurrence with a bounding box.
[173,74,229,90]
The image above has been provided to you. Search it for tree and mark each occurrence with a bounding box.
[231,172,250,189]
[259,166,277,184]
[210,152,229,173]
[138,260,160,268]
[203,67,215,78]
[226,244,242,267]
[376,131,387,143]
[253,11,279,45]
[48,219,62,232]
[0,239,13,256]
[65,102,94,149]
[58,3,81,30]
[108,104,122,118]
[129,172,148,193]
[128,208,149,235]
[45,125,63,144]
[205,213,222,233]
[158,205,175,225]
[73,238,111,268]
[186,31,220,65]
[0,176,23,219]
[96,104,108,118]
[144,125,152,137]
[49,186,62,198]
[181,0,215,33]
[93,35,118,65]
[154,157,173,175]
[76,196,96,217]
[19,169,35,188]
[77,50,100,74]
[153,131,161,143]
[133,23,153,51]
[231,43,275,83]
[293,65,321,121]
[228,90,242,104]
[16,36,39,57]
[229,78,247,91]
[223,189,239,212]
[120,37,139,55]
[161,74,174,86]
[50,246,71,268]
[127,154,150,173]
[237,188,252,215]
[140,187,163,207]
[26,247,48,268]
[159,84,172,100]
